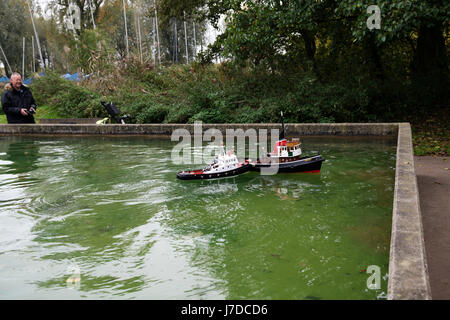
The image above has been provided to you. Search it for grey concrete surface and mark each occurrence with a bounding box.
[415,156,450,299]
[387,123,431,300]
[37,118,103,124]
[0,123,398,136]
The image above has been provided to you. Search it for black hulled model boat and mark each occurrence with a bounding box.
[250,113,324,173]
[177,146,252,180]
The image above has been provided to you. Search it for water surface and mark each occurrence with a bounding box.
[0,135,396,299]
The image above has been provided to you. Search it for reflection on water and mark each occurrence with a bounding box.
[3,139,40,174]
[0,135,396,299]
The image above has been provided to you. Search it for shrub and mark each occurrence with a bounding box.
[134,104,169,123]
[32,72,104,118]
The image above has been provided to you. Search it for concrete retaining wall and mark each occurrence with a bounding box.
[0,121,430,299]
[0,123,398,136]
[387,123,431,299]
[37,118,103,124]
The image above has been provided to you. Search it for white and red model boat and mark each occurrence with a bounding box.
[177,146,251,180]
[250,138,324,173]
[250,113,324,173]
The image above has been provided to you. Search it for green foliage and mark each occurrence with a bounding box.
[4,0,443,159]
[96,0,137,59]
[35,105,64,119]
[30,58,444,125]
[126,98,169,124]
[72,29,116,74]
[0,0,34,77]
[336,0,450,44]
[29,59,448,157]
[31,72,105,118]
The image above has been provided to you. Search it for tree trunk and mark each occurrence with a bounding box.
[301,30,322,82]
[363,33,385,81]
[411,24,448,105]
[412,24,448,79]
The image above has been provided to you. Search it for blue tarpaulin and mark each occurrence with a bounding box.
[1,72,45,84]
[1,77,34,84]
[1,72,87,85]
[62,72,88,81]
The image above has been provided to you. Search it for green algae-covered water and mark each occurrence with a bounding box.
[0,135,396,299]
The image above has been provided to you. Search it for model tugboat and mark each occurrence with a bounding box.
[250,112,324,173]
[177,146,252,180]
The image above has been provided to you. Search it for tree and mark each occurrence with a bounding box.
[186,1,447,88]
[49,0,104,33]
[97,0,137,58]
[135,0,208,64]
[0,0,35,77]
[335,0,449,102]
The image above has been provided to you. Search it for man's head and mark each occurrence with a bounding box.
[10,73,22,91]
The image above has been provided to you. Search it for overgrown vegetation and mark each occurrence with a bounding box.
[26,62,398,123]
[25,58,448,156]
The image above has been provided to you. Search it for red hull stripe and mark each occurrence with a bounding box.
[189,170,204,175]
[301,170,320,173]
[284,170,320,174]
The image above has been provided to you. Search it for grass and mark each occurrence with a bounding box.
[411,109,449,156]
[0,105,63,124]
[34,105,64,120]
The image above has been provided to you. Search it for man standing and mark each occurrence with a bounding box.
[1,72,37,123]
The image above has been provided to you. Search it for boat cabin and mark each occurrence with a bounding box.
[271,138,302,158]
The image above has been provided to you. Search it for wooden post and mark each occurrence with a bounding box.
[174,18,178,63]
[88,0,96,29]
[193,21,197,59]
[26,0,44,70]
[0,42,12,75]
[22,37,25,77]
[152,17,156,63]
[184,11,188,64]
[155,6,161,66]
[32,36,36,73]
[137,6,143,63]
[123,0,129,56]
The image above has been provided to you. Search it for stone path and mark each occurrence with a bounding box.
[415,156,450,300]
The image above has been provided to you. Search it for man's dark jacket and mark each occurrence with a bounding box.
[1,83,37,124]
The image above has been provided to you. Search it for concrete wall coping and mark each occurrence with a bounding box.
[387,123,431,299]
[37,118,102,124]
[0,123,399,136]
[0,122,431,299]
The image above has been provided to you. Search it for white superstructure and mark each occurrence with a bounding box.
[203,146,240,173]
